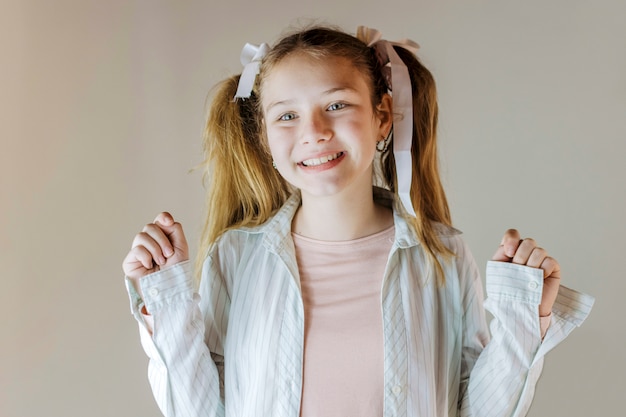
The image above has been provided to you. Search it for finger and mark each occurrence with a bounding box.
[500,229,521,258]
[123,246,155,276]
[540,256,561,280]
[539,257,561,316]
[153,213,187,258]
[133,245,156,270]
[138,223,175,258]
[132,231,168,266]
[526,246,548,269]
[154,212,175,227]
[512,238,537,265]
[153,218,188,259]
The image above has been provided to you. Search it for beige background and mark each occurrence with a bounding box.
[2,0,624,416]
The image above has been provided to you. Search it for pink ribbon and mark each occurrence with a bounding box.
[356,26,420,217]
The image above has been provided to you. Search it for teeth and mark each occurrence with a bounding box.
[302,152,342,167]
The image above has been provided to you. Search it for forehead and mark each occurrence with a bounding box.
[260,53,372,100]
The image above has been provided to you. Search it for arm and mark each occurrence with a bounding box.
[458,232,594,417]
[123,213,226,417]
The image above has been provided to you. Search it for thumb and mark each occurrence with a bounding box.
[491,245,512,262]
[166,222,188,253]
[154,212,189,259]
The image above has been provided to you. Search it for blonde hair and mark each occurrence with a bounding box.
[195,76,291,276]
[196,26,453,282]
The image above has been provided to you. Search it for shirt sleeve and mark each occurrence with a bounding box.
[125,260,226,417]
[459,261,594,417]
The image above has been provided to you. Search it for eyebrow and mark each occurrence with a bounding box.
[265,99,295,113]
[265,86,359,113]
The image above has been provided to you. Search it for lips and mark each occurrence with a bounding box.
[300,152,344,167]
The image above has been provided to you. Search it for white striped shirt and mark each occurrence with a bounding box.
[126,188,594,417]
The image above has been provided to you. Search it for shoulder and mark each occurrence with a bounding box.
[202,224,274,290]
[211,227,262,253]
[207,221,271,263]
[433,222,467,254]
[435,225,482,286]
[433,222,462,238]
[207,191,300,260]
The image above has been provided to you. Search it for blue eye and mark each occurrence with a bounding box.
[279,113,296,121]
[328,102,346,111]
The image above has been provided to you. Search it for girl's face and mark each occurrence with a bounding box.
[261,53,392,201]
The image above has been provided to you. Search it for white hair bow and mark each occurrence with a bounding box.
[234,42,269,99]
[357,26,419,217]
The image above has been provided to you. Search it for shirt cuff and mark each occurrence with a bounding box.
[485,261,544,304]
[538,284,595,356]
[124,260,193,318]
[486,261,595,353]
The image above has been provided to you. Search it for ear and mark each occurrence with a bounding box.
[375,93,393,139]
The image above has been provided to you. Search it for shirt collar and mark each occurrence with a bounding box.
[243,187,425,253]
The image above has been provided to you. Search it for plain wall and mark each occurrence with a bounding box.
[2,0,624,416]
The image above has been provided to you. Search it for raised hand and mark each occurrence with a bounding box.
[492,229,561,317]
[122,212,189,297]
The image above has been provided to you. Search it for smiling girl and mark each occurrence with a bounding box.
[123,26,593,417]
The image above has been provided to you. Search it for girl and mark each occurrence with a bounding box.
[123,26,593,417]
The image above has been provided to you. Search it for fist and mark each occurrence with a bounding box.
[492,229,560,317]
[122,212,189,295]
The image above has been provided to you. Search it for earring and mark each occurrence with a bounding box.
[272,160,277,169]
[376,131,391,153]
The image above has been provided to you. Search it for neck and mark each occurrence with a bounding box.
[293,186,393,241]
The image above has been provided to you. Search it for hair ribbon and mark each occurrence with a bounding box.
[357,26,419,217]
[234,42,269,99]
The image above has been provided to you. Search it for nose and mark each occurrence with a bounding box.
[300,109,332,144]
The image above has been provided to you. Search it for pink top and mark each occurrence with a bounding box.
[293,226,395,417]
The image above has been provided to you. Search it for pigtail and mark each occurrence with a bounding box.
[382,46,454,284]
[195,75,291,280]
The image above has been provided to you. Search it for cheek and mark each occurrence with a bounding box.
[265,129,288,157]
[349,118,379,144]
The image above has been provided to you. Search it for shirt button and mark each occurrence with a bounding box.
[528,281,539,290]
[392,385,403,395]
[148,288,159,297]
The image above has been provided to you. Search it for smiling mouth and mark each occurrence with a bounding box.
[300,152,344,167]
